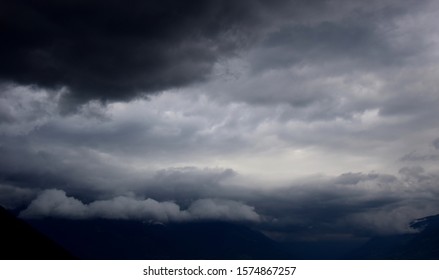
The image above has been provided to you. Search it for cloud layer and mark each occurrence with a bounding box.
[2,0,439,241]
[19,189,260,223]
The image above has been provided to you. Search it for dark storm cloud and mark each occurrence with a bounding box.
[0,0,286,105]
[1,0,415,107]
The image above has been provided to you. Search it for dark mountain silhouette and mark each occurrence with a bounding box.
[349,214,439,259]
[0,206,74,259]
[280,240,365,260]
[27,218,297,260]
[8,207,439,260]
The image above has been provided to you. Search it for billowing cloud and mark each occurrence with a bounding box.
[20,189,89,219]
[15,165,439,239]
[20,189,260,223]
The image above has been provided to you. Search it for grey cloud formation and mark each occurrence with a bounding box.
[0,84,59,134]
[19,189,260,223]
[400,151,439,162]
[13,166,439,240]
[2,0,439,243]
[0,0,289,106]
[1,86,439,239]
[0,124,242,201]
[251,169,439,239]
[205,0,439,124]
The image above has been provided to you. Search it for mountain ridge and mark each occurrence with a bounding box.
[27,218,296,260]
[348,213,439,259]
[0,206,74,259]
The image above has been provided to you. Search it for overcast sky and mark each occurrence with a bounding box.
[1,0,439,241]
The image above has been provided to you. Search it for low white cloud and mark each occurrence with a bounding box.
[88,196,185,222]
[19,189,260,223]
[19,189,88,219]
